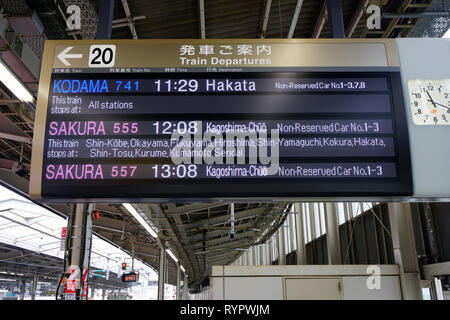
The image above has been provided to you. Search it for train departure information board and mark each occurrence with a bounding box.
[30,40,413,201]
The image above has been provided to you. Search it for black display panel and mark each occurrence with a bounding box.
[122,273,137,282]
[41,71,413,201]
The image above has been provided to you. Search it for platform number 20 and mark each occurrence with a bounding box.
[88,45,116,67]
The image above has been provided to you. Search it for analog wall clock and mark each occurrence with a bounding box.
[408,79,450,125]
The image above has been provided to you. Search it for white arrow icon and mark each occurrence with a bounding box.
[57,46,83,66]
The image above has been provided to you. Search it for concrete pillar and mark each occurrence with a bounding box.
[278,226,286,265]
[274,233,279,264]
[252,246,258,265]
[165,257,169,284]
[268,239,273,265]
[284,220,290,254]
[31,275,38,300]
[289,212,295,253]
[64,204,94,300]
[176,264,181,300]
[295,203,306,265]
[388,203,423,300]
[325,202,342,264]
[183,273,188,300]
[344,202,351,221]
[19,279,26,300]
[309,203,317,240]
[259,245,264,265]
[264,242,268,265]
[106,258,110,281]
[432,277,444,300]
[158,243,166,300]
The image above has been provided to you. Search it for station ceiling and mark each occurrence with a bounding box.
[0,242,129,290]
[0,0,448,289]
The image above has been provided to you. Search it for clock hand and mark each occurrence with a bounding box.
[427,100,450,110]
[426,90,438,109]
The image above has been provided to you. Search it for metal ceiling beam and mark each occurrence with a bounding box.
[205,250,242,262]
[312,0,327,38]
[260,0,272,38]
[96,0,114,39]
[201,250,240,262]
[120,0,138,39]
[0,99,21,103]
[112,15,146,24]
[287,0,304,38]
[164,203,225,215]
[161,203,200,280]
[188,230,257,250]
[207,254,239,265]
[422,261,450,278]
[0,249,24,261]
[382,0,414,38]
[193,237,254,254]
[327,0,345,38]
[383,11,449,18]
[184,206,267,231]
[145,204,200,282]
[0,138,31,163]
[345,0,368,38]
[92,215,139,236]
[198,0,206,39]
[188,221,259,239]
[0,132,32,144]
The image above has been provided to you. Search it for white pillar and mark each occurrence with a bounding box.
[252,246,258,265]
[433,277,444,300]
[278,226,286,265]
[176,264,181,300]
[157,243,166,300]
[388,203,423,300]
[31,276,38,300]
[268,239,273,265]
[259,245,264,265]
[289,212,295,253]
[309,203,317,240]
[325,202,342,264]
[183,273,188,300]
[295,203,306,265]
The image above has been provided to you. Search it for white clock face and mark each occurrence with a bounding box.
[408,79,450,125]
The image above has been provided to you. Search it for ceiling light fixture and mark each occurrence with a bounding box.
[0,60,34,103]
[122,203,158,238]
[166,248,179,263]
